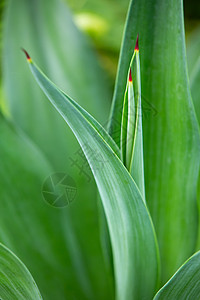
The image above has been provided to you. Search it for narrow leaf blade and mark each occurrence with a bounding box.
[24,55,160,300]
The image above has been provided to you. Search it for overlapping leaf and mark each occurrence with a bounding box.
[120,42,145,200]
[0,243,42,300]
[109,0,200,283]
[24,55,160,300]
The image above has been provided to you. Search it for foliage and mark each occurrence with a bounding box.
[0,0,200,299]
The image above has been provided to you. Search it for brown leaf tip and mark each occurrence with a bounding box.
[129,68,132,82]
[135,34,139,51]
[21,48,32,62]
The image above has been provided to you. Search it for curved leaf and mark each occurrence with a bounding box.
[154,251,200,299]
[24,55,160,300]
[0,243,42,300]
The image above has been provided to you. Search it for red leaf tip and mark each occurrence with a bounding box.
[135,34,139,51]
[21,48,31,61]
[129,68,132,82]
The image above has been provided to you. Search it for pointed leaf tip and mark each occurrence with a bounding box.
[21,48,32,62]
[129,68,132,82]
[135,35,139,51]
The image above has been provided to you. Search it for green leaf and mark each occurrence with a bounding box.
[3,1,113,297]
[121,86,128,164]
[0,113,94,300]
[130,49,145,200]
[0,243,42,300]
[120,45,145,200]
[186,28,200,252]
[187,26,200,127]
[186,26,200,78]
[3,0,111,168]
[125,71,136,169]
[109,0,200,283]
[154,251,200,299]
[24,55,160,300]
[190,58,200,126]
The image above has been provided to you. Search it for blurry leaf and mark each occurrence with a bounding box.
[0,113,95,300]
[186,25,200,78]
[25,56,160,300]
[74,12,109,37]
[3,0,113,297]
[3,0,111,169]
[154,251,200,299]
[187,28,200,253]
[67,0,129,52]
[109,0,200,283]
[190,58,200,126]
[187,26,200,126]
[0,243,42,300]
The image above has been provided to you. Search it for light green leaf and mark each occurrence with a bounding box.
[3,0,113,297]
[186,28,200,252]
[120,45,145,200]
[187,26,200,127]
[154,251,200,299]
[3,0,111,167]
[24,55,160,300]
[0,243,42,300]
[121,86,128,164]
[0,113,94,300]
[125,73,135,169]
[109,0,200,283]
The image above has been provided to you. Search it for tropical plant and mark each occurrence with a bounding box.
[0,0,200,299]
